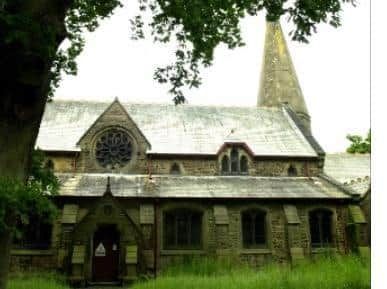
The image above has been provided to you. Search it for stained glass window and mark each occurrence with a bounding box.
[95,129,132,168]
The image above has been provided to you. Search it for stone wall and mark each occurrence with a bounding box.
[10,198,351,275]
[47,151,321,177]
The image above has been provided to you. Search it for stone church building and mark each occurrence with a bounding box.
[10,22,370,285]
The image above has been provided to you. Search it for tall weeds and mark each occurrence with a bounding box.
[133,254,370,289]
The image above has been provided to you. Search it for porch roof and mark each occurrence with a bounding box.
[56,173,351,200]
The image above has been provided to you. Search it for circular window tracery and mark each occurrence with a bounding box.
[95,129,133,168]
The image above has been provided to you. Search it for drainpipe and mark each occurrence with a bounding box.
[153,198,160,277]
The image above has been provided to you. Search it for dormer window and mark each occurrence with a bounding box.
[220,146,249,175]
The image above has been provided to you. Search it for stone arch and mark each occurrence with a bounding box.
[70,194,146,282]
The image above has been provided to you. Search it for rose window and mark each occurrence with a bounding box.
[95,129,132,168]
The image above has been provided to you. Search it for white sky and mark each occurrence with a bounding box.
[56,0,370,153]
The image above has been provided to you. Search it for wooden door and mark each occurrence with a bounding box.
[92,225,120,282]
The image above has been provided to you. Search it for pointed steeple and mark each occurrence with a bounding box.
[258,21,311,130]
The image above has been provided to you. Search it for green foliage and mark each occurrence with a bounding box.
[346,130,371,154]
[132,0,356,103]
[1,0,356,104]
[132,255,370,289]
[0,150,59,233]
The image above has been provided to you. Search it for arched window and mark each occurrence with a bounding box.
[242,209,266,248]
[231,148,239,173]
[288,165,297,177]
[164,209,202,249]
[221,155,229,174]
[240,155,248,173]
[309,209,333,247]
[170,163,181,175]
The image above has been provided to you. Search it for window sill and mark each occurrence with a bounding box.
[11,249,54,256]
[240,248,272,255]
[161,250,206,256]
[221,173,249,176]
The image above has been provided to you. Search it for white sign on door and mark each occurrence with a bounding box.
[95,243,106,257]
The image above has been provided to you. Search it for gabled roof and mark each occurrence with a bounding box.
[57,173,351,199]
[76,99,151,149]
[36,100,318,157]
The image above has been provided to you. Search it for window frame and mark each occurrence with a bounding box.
[220,148,249,175]
[230,148,239,174]
[239,155,248,174]
[163,209,203,250]
[241,209,267,249]
[308,208,334,248]
[221,155,230,174]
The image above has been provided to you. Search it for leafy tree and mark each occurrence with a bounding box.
[346,130,371,154]
[0,0,356,288]
[0,150,58,288]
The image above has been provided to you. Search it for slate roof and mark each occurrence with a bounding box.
[57,173,351,199]
[324,153,370,196]
[36,100,318,157]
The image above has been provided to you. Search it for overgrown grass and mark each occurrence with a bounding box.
[7,255,370,289]
[133,255,370,289]
[8,272,69,289]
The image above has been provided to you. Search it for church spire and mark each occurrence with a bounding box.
[258,21,311,130]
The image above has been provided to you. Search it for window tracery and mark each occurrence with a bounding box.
[220,147,248,175]
[95,129,132,168]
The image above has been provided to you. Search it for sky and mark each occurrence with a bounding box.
[56,0,370,153]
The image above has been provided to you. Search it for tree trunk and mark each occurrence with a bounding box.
[0,230,12,289]
[0,57,53,289]
[0,2,71,288]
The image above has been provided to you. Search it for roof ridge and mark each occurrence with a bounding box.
[50,99,282,110]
